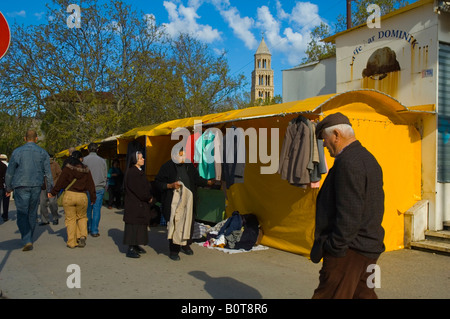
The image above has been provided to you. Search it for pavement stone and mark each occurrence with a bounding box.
[0,200,449,303]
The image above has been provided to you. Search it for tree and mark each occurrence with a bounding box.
[335,0,410,32]
[302,0,410,65]
[251,95,283,106]
[0,0,245,154]
[168,34,246,118]
[302,22,336,64]
[0,113,35,158]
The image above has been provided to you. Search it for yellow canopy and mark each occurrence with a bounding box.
[117,89,429,142]
[55,135,119,158]
[117,93,335,143]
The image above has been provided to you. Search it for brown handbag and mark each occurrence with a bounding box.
[57,178,77,207]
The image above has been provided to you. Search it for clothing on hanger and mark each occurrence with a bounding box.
[222,126,246,189]
[278,115,327,188]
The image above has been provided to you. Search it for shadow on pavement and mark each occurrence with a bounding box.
[189,270,263,299]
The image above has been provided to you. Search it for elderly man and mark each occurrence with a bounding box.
[5,130,53,251]
[310,112,385,299]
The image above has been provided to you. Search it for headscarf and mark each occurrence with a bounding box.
[128,151,143,168]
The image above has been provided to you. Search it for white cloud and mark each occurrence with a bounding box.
[290,2,323,30]
[218,6,256,49]
[187,0,204,10]
[276,0,289,20]
[34,12,45,20]
[144,13,156,27]
[154,1,326,66]
[256,2,323,65]
[213,47,226,56]
[6,10,26,18]
[162,1,221,43]
[256,6,285,49]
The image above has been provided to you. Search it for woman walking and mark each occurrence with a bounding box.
[49,151,96,248]
[123,151,153,258]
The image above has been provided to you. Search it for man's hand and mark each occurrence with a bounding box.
[168,181,181,189]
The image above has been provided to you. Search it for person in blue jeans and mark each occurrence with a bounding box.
[83,142,107,237]
[5,130,53,251]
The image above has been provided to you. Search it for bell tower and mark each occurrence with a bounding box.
[251,36,274,103]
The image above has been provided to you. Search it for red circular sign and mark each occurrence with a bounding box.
[0,12,11,60]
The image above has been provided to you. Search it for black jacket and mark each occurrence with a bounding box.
[310,141,385,263]
[155,160,208,221]
[123,166,153,225]
[0,161,6,189]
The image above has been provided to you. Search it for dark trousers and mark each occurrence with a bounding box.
[169,239,192,254]
[0,188,10,220]
[107,185,122,208]
[168,216,195,255]
[312,249,379,299]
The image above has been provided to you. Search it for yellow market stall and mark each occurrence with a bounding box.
[113,89,432,257]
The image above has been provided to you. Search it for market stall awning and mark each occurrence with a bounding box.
[57,89,435,158]
[117,89,434,141]
[55,135,121,158]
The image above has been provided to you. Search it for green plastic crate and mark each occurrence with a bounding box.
[195,187,226,223]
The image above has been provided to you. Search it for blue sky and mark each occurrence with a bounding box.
[0,0,350,97]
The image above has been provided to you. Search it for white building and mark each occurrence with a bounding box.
[282,57,336,102]
[282,0,450,232]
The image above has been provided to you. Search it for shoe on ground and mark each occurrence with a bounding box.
[169,253,180,261]
[78,237,86,248]
[53,219,59,225]
[38,222,49,226]
[91,233,100,237]
[134,245,146,254]
[181,246,194,255]
[22,243,33,251]
[126,247,140,258]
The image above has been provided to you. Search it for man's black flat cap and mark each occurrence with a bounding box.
[316,112,351,139]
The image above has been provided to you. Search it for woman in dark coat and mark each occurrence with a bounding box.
[123,151,153,258]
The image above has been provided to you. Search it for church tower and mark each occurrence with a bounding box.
[251,37,274,103]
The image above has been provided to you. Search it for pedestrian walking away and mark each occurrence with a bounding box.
[39,154,62,226]
[83,142,107,237]
[310,112,385,299]
[4,129,54,251]
[49,151,96,249]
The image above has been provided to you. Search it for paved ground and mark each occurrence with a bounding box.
[0,200,449,302]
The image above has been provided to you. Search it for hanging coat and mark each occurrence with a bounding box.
[222,127,246,189]
[278,117,311,187]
